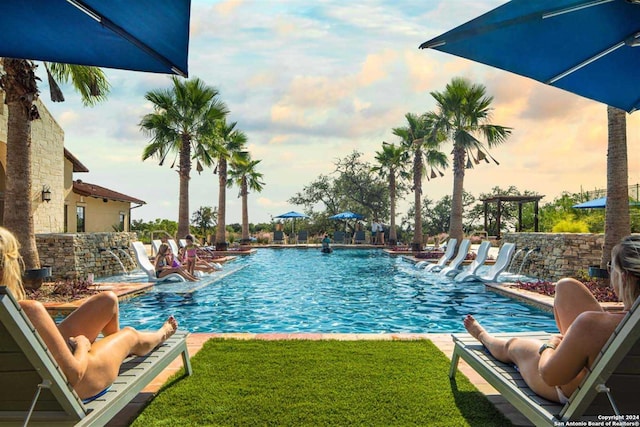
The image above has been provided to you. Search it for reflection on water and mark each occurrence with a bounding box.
[118,249,558,334]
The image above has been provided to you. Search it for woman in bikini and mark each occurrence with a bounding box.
[464,235,640,403]
[0,226,179,402]
[154,243,197,282]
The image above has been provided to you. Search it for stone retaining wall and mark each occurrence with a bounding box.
[37,232,138,280]
[501,232,604,281]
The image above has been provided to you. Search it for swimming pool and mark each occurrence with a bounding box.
[116,249,558,334]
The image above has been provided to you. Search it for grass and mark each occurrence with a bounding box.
[132,339,511,426]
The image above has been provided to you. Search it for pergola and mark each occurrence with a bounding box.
[480,195,544,239]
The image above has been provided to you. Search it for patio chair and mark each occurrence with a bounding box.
[454,242,515,283]
[273,230,285,244]
[297,230,308,244]
[449,295,640,425]
[333,231,346,244]
[439,239,471,277]
[353,230,366,244]
[168,239,180,255]
[0,286,192,426]
[151,239,162,256]
[453,241,492,282]
[422,238,458,272]
[179,238,188,248]
[130,241,186,282]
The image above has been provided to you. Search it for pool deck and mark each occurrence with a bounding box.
[42,275,624,426]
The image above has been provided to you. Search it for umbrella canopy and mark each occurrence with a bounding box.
[573,197,640,209]
[274,211,308,235]
[0,0,190,76]
[420,0,640,112]
[329,211,364,220]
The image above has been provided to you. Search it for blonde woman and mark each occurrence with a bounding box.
[0,227,178,402]
[154,243,197,281]
[464,235,640,403]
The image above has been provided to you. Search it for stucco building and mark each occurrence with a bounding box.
[0,92,144,233]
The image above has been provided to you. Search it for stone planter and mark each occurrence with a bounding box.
[23,266,52,290]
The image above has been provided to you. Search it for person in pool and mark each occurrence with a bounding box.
[155,243,197,281]
[464,235,640,404]
[0,226,179,402]
[321,233,332,253]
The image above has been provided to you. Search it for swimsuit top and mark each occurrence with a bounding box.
[156,257,167,271]
[186,247,197,258]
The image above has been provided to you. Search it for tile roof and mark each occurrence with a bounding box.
[64,148,89,172]
[73,180,145,205]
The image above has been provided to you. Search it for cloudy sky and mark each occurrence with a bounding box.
[42,0,640,225]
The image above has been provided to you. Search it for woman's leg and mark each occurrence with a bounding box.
[553,278,602,334]
[57,291,120,341]
[464,315,559,402]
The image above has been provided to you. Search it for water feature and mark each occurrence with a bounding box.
[507,247,528,273]
[99,248,127,275]
[116,247,135,271]
[518,247,540,276]
[116,249,558,334]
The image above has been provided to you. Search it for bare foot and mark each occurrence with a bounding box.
[160,316,178,341]
[463,314,487,343]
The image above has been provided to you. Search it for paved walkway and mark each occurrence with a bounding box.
[106,332,533,426]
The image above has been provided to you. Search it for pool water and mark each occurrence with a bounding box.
[117,249,558,334]
[121,249,557,333]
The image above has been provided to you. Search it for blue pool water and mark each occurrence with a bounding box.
[116,249,558,334]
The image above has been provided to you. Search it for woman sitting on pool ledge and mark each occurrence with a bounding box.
[464,234,640,404]
[0,226,179,402]
[155,242,198,281]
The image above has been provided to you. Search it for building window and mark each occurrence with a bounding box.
[64,205,68,232]
[119,212,126,231]
[76,206,85,232]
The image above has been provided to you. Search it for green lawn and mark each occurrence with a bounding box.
[132,339,511,426]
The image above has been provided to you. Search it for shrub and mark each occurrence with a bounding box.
[552,219,589,233]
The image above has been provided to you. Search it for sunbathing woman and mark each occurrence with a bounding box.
[464,235,640,403]
[0,226,179,402]
[154,243,197,281]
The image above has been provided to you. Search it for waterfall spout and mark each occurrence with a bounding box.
[507,247,528,273]
[101,249,127,274]
[518,247,540,276]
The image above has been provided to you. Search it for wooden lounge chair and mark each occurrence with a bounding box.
[422,238,458,272]
[0,286,192,426]
[439,239,471,277]
[449,296,640,425]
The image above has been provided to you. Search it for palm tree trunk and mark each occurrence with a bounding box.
[241,178,250,244]
[388,170,397,246]
[215,159,228,250]
[177,134,191,238]
[602,106,630,270]
[412,147,423,251]
[449,144,466,243]
[2,59,41,284]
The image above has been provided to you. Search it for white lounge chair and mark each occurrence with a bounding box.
[423,238,458,272]
[151,239,162,256]
[449,295,640,425]
[168,239,180,255]
[455,242,515,283]
[179,238,188,248]
[130,241,186,282]
[453,241,492,282]
[439,239,471,277]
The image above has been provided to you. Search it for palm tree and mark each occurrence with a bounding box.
[601,106,631,269]
[140,77,228,238]
[429,77,511,243]
[207,119,247,250]
[393,113,448,251]
[372,142,409,246]
[229,156,265,245]
[0,58,109,282]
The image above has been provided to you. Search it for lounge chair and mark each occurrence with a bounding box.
[179,238,188,248]
[453,241,492,282]
[449,295,640,425]
[273,230,285,244]
[130,241,186,282]
[297,230,308,244]
[168,239,180,255]
[439,239,471,277]
[333,231,346,244]
[151,239,162,256]
[353,230,366,244]
[422,238,458,272]
[454,242,515,283]
[0,286,192,426]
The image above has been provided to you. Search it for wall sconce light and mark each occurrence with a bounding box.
[41,185,52,203]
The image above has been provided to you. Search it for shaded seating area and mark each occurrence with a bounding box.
[449,296,640,425]
[481,195,544,239]
[0,286,192,426]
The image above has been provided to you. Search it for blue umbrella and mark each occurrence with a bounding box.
[274,211,308,234]
[420,0,640,112]
[573,197,640,209]
[329,211,364,220]
[0,0,190,76]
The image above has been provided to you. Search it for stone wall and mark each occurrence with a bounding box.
[37,232,139,280]
[501,232,604,281]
